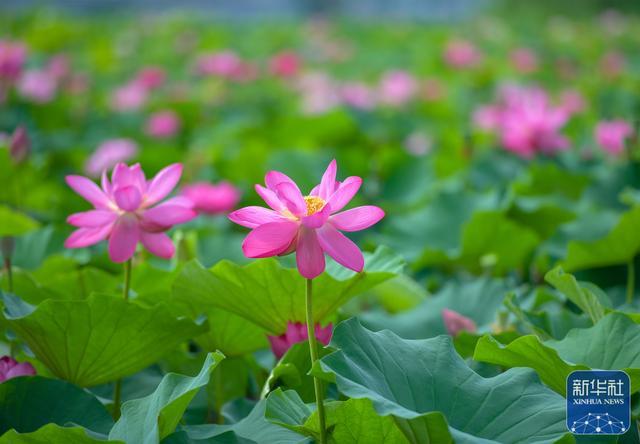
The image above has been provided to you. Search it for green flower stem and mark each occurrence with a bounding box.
[627,259,635,305]
[3,256,12,294]
[113,258,132,419]
[305,278,327,444]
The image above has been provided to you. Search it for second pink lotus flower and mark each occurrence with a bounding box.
[65,163,196,262]
[229,160,384,279]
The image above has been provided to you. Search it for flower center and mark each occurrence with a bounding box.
[304,195,326,216]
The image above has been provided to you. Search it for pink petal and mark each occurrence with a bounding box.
[101,170,113,197]
[265,171,299,193]
[267,335,290,360]
[144,163,183,206]
[65,175,111,209]
[318,159,337,200]
[276,182,306,217]
[108,215,140,263]
[330,206,385,232]
[114,185,142,212]
[228,206,289,228]
[5,362,36,379]
[242,221,299,258]
[326,176,362,213]
[317,224,364,272]
[255,184,285,211]
[143,202,196,227]
[64,225,113,249]
[442,309,477,336]
[296,227,325,279]
[111,163,135,187]
[67,210,117,227]
[302,204,331,228]
[140,231,175,259]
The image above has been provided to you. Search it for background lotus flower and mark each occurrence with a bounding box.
[268,322,332,359]
[510,48,539,73]
[442,309,477,336]
[377,70,417,106]
[9,125,30,163]
[444,39,483,68]
[134,66,166,90]
[339,82,376,110]
[17,69,57,103]
[181,181,241,215]
[0,40,26,83]
[145,110,181,139]
[85,138,138,177]
[269,51,301,78]
[0,356,36,382]
[111,81,148,111]
[229,159,385,279]
[65,163,196,263]
[595,120,634,156]
[196,50,243,78]
[46,54,70,81]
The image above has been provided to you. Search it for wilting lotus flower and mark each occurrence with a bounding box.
[8,126,30,163]
[377,70,417,107]
[145,110,181,139]
[0,356,36,382]
[85,139,138,177]
[111,81,148,112]
[269,51,301,78]
[229,159,385,279]
[442,309,477,336]
[510,48,539,74]
[595,120,634,156]
[65,163,196,262]
[444,40,483,69]
[339,82,376,110]
[181,181,241,215]
[17,70,57,103]
[268,322,332,359]
[0,40,27,83]
[134,66,166,90]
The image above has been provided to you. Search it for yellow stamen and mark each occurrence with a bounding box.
[304,195,326,216]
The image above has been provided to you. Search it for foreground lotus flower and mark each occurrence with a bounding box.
[181,181,241,215]
[0,356,35,383]
[85,139,138,177]
[442,309,477,336]
[595,120,634,156]
[268,322,332,359]
[229,159,385,279]
[65,163,196,262]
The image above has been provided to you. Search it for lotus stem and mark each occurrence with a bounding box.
[627,259,635,305]
[113,258,133,419]
[305,278,327,444]
[3,256,12,294]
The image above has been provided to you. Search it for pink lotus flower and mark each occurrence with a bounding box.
[85,139,138,178]
[558,89,586,114]
[268,322,332,359]
[269,51,301,78]
[9,125,30,163]
[339,82,376,110]
[17,70,57,103]
[404,131,432,156]
[442,309,476,336]
[377,70,417,107]
[510,48,539,74]
[65,163,196,263]
[0,40,27,83]
[0,356,36,382]
[46,54,70,81]
[444,40,483,69]
[111,81,148,112]
[296,72,340,115]
[228,160,384,279]
[181,181,241,215]
[134,66,166,90]
[195,51,251,80]
[145,110,181,139]
[595,120,634,156]
[600,51,625,78]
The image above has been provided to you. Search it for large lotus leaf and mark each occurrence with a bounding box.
[361,277,509,339]
[561,206,640,272]
[545,267,610,324]
[0,424,122,444]
[474,313,640,396]
[511,163,589,200]
[172,246,402,334]
[0,376,113,435]
[266,389,408,444]
[0,205,39,238]
[314,318,572,444]
[109,352,225,444]
[2,292,208,386]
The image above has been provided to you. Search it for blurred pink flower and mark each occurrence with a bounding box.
[444,40,483,69]
[296,72,340,114]
[85,139,139,178]
[339,82,376,110]
[0,40,27,83]
[558,89,586,114]
[65,163,196,262]
[473,104,503,131]
[17,70,57,103]
[268,322,332,359]
[269,51,301,78]
[181,181,241,215]
[595,120,634,156]
[600,51,625,78]
[145,110,181,139]
[422,78,445,102]
[46,54,70,81]
[228,159,384,279]
[510,48,539,74]
[442,309,476,336]
[134,66,166,90]
[377,70,417,107]
[0,356,36,382]
[111,81,148,112]
[404,131,432,156]
[9,125,30,163]
[196,51,243,78]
